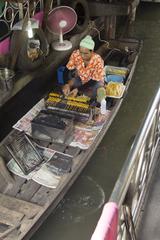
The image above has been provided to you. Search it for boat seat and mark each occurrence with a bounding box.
[0,193,43,239]
[0,193,43,219]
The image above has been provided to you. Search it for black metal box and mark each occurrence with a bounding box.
[31,110,74,143]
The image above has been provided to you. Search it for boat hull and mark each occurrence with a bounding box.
[0,38,142,240]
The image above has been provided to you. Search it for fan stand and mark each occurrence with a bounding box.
[52,28,72,51]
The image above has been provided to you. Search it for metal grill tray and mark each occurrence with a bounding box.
[5,131,44,175]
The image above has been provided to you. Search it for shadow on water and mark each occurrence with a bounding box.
[32,2,160,240]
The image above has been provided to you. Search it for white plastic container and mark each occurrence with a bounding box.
[100,99,107,114]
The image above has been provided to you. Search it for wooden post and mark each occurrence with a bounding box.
[18,2,23,20]
[104,16,117,40]
[104,0,116,40]
[43,0,53,28]
[128,0,139,24]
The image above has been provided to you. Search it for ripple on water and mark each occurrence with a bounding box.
[55,175,105,223]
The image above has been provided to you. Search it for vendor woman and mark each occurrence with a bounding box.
[62,35,106,102]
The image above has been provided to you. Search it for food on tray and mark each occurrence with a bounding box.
[47,97,61,103]
[66,95,90,103]
[67,100,89,109]
[106,82,124,97]
[105,66,129,76]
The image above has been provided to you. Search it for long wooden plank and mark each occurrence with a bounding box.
[0,225,20,240]
[0,157,14,187]
[19,218,34,238]
[48,142,66,153]
[0,194,43,219]
[0,206,24,226]
[5,175,26,197]
[0,222,10,234]
[0,174,7,193]
[16,180,41,201]
[64,146,81,157]
[31,186,55,206]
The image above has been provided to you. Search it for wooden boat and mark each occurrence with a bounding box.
[0,38,142,240]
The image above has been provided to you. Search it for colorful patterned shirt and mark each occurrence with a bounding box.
[66,50,105,83]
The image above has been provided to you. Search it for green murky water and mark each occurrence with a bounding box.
[31,3,160,240]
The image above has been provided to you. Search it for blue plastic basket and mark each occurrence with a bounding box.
[105,74,124,83]
[57,66,66,85]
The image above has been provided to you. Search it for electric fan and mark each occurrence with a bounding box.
[47,6,77,51]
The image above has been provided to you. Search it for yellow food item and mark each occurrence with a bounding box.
[105,66,128,76]
[49,92,61,98]
[47,97,61,103]
[66,95,90,103]
[106,82,123,97]
[67,101,89,109]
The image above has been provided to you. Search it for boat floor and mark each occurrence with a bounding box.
[0,39,142,240]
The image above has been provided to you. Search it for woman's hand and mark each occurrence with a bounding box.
[62,84,70,96]
[69,88,78,97]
